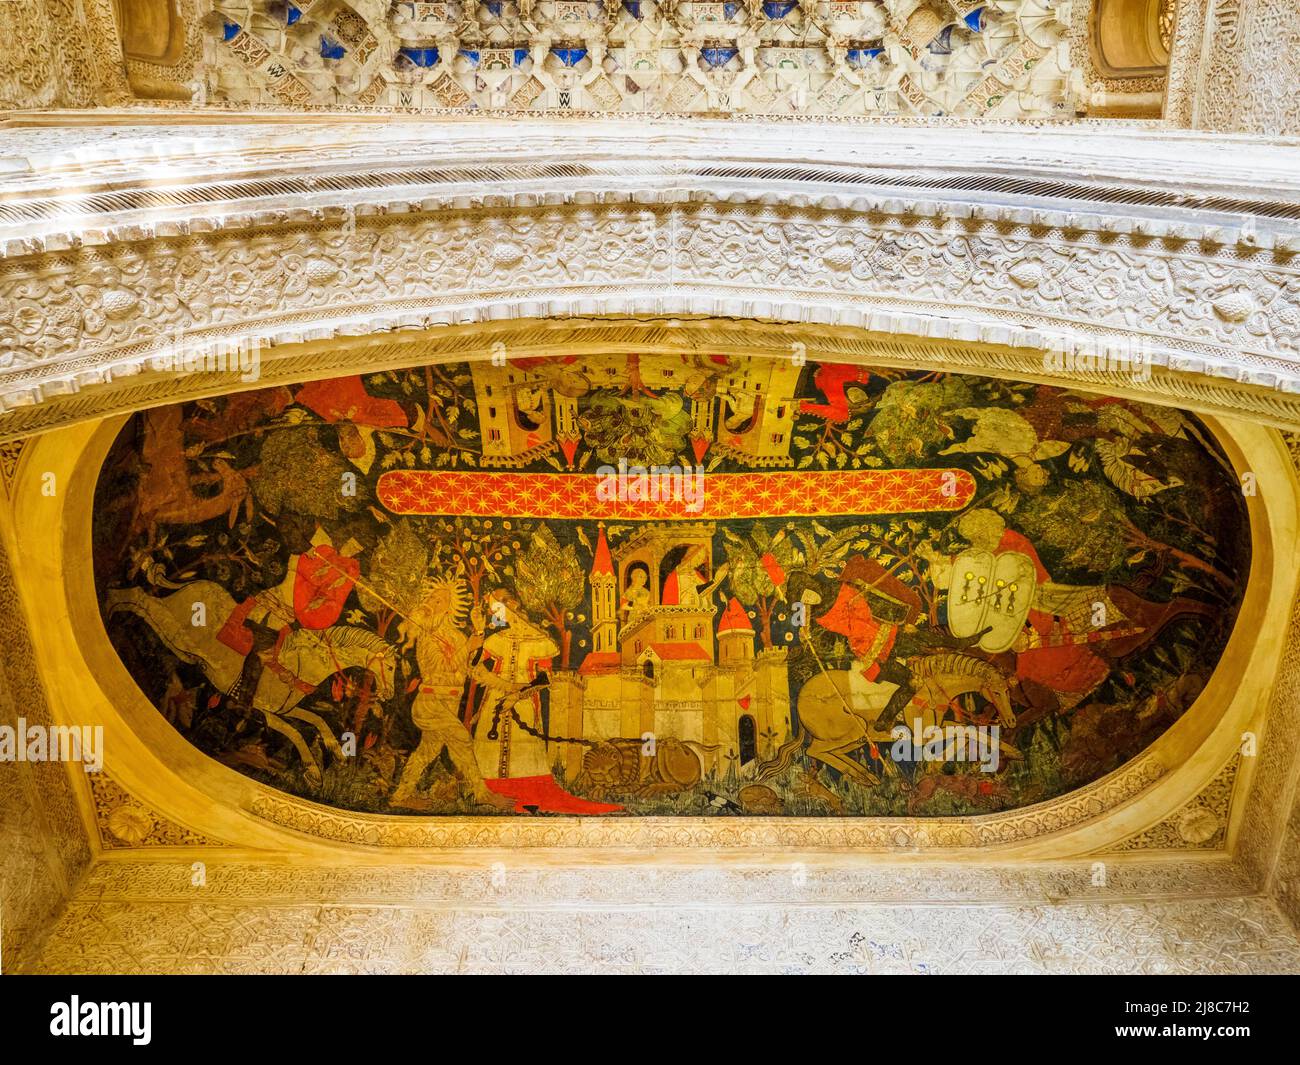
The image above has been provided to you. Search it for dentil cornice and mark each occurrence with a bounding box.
[2,118,1300,437]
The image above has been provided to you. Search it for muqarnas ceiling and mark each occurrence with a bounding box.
[93,353,1248,817]
[206,1,1075,119]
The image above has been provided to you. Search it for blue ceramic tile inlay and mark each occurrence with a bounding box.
[459,48,481,64]
[763,1,796,18]
[514,47,529,65]
[701,46,738,68]
[623,0,642,16]
[486,0,504,14]
[928,25,954,53]
[286,5,301,25]
[847,47,883,67]
[964,6,986,31]
[552,47,588,67]
[723,1,740,18]
[320,34,347,60]
[222,20,241,41]
[399,46,440,67]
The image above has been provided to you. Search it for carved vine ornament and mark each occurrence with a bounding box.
[1,123,1300,440]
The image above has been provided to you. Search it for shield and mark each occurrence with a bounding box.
[947,549,1036,653]
[985,550,1036,652]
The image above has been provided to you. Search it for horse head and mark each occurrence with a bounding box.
[984,675,1017,728]
[364,641,397,701]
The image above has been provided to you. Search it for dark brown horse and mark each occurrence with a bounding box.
[993,587,1220,721]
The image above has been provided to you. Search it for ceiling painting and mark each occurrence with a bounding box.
[92,353,1249,817]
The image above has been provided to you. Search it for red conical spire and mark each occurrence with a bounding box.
[717,596,754,633]
[591,522,614,577]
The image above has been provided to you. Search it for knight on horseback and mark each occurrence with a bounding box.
[813,556,990,732]
[216,517,374,715]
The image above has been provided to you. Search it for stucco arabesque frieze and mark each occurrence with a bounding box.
[2,122,1300,436]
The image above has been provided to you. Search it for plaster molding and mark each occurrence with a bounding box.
[89,772,231,849]
[3,123,1300,440]
[1106,754,1239,852]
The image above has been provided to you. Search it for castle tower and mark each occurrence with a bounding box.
[617,524,719,667]
[714,358,804,466]
[469,361,554,465]
[717,596,755,665]
[554,392,579,467]
[689,395,715,465]
[589,522,617,655]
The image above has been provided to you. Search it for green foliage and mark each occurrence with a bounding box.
[358,519,428,620]
[867,377,972,464]
[1016,478,1132,575]
[579,392,691,467]
[723,524,798,606]
[515,523,585,620]
[252,427,358,519]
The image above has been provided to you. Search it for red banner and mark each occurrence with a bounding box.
[377,468,975,520]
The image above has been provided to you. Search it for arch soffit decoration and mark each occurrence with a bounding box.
[6,362,1295,861]
[1090,0,1173,79]
[2,122,1298,862]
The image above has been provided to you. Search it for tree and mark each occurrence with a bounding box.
[425,517,527,609]
[723,523,800,649]
[1016,479,1232,590]
[514,523,586,668]
[579,392,691,468]
[866,377,972,465]
[371,364,482,469]
[356,520,428,638]
[252,426,359,519]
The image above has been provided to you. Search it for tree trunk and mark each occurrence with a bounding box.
[757,596,774,649]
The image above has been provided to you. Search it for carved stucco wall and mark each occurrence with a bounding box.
[3,122,1300,441]
[0,468,92,973]
[1274,786,1300,934]
[1166,0,1300,135]
[1259,510,1300,933]
[0,0,133,109]
[26,866,1300,973]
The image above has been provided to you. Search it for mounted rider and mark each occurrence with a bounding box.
[814,556,987,732]
[216,518,373,713]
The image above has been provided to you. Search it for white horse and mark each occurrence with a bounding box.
[106,581,396,785]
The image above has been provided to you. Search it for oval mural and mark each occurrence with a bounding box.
[93,354,1249,817]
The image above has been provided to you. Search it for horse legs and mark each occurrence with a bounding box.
[284,705,345,761]
[806,736,880,788]
[258,711,323,786]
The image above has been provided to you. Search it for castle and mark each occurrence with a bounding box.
[469,353,804,469]
[468,354,799,777]
[548,521,792,780]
